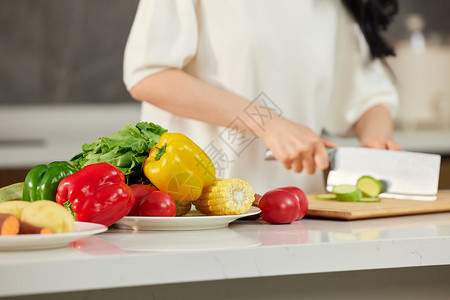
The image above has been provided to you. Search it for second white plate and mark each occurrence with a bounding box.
[114,206,261,231]
[0,222,108,251]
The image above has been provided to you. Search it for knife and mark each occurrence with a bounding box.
[265,147,441,201]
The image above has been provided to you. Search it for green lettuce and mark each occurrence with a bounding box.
[70,122,167,175]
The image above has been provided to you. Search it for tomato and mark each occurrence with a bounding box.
[128,184,159,216]
[277,186,309,220]
[139,191,177,217]
[259,189,300,224]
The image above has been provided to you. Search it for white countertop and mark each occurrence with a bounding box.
[2,211,450,298]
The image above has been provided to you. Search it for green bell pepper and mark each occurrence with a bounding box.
[23,161,78,202]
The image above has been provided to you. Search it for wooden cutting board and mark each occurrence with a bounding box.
[306,191,450,220]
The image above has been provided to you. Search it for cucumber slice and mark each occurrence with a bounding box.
[332,184,362,202]
[356,176,382,197]
[358,197,381,203]
[315,193,337,200]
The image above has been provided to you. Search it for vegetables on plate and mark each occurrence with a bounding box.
[129,184,191,216]
[23,161,78,202]
[0,200,32,219]
[70,122,167,178]
[143,132,216,202]
[56,163,135,227]
[0,214,20,235]
[0,213,52,236]
[258,188,300,224]
[174,200,192,216]
[139,191,177,217]
[0,182,24,202]
[20,200,74,233]
[128,184,159,216]
[194,178,255,216]
[0,200,74,234]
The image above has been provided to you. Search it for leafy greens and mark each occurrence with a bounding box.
[70,122,167,175]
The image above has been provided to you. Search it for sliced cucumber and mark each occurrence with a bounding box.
[358,197,381,203]
[315,193,337,200]
[332,184,362,202]
[356,175,382,198]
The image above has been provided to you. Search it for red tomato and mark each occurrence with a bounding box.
[277,186,309,220]
[259,189,300,224]
[139,191,177,217]
[128,184,159,216]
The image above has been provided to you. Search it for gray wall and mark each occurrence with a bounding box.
[0,0,139,104]
[0,0,446,105]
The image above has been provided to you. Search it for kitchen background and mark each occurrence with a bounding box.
[0,0,449,188]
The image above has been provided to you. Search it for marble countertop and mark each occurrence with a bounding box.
[2,210,450,297]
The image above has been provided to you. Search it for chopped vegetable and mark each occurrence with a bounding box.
[356,175,383,198]
[0,182,24,203]
[23,161,78,202]
[143,132,216,202]
[70,122,167,177]
[332,185,362,202]
[315,193,337,200]
[194,178,254,215]
[357,197,381,203]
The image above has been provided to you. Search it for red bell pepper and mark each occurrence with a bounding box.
[56,163,135,227]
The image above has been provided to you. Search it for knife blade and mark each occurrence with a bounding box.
[265,147,441,201]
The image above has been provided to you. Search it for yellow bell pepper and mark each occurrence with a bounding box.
[143,133,216,202]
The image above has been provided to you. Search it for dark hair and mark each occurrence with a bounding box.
[342,0,398,59]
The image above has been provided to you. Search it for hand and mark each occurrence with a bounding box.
[360,136,402,150]
[259,116,337,174]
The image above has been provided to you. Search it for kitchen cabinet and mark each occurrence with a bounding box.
[2,212,450,299]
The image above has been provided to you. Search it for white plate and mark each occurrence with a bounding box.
[114,206,261,231]
[0,222,107,251]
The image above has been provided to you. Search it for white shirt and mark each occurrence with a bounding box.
[123,0,399,194]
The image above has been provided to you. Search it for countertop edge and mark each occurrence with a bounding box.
[1,235,450,297]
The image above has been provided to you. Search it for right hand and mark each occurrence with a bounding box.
[259,116,337,174]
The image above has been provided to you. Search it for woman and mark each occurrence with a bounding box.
[123,0,401,194]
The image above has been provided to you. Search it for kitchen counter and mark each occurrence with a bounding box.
[2,210,450,299]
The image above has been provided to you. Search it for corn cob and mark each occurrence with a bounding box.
[194,178,255,216]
